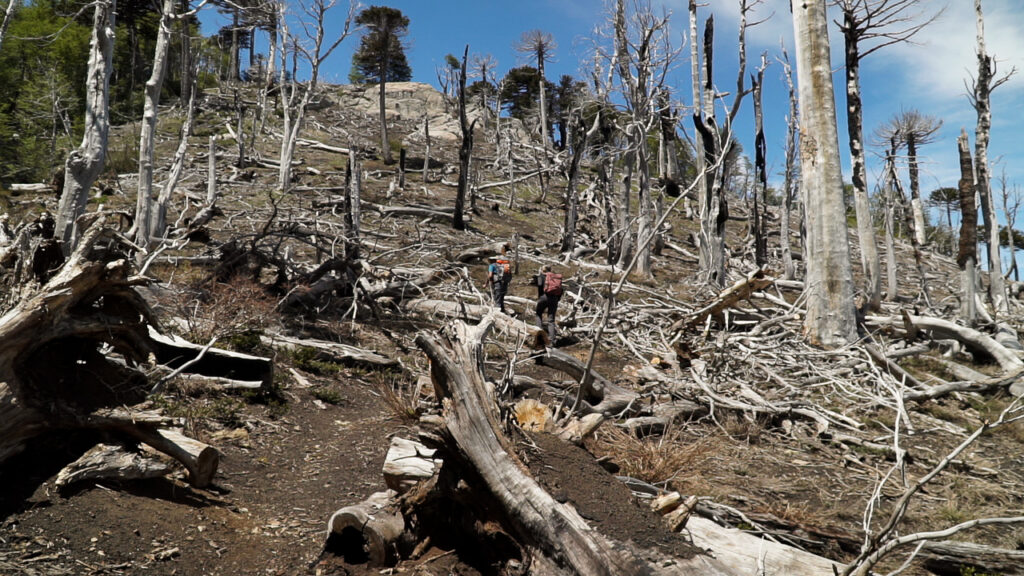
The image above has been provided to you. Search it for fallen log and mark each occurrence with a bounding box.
[261,332,399,369]
[55,443,172,488]
[866,314,1023,373]
[149,326,273,387]
[0,219,220,486]
[454,241,511,263]
[411,315,841,575]
[326,490,406,566]
[920,540,1024,576]
[670,268,774,333]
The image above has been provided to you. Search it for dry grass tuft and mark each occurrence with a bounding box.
[178,276,276,345]
[587,426,719,491]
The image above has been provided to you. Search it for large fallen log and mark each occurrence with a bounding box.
[411,315,842,575]
[866,314,1024,373]
[0,219,220,486]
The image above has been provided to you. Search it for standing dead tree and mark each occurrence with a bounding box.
[957,129,979,324]
[453,46,475,231]
[605,0,678,279]
[968,0,1016,315]
[276,0,355,189]
[54,0,115,254]
[793,0,858,347]
[135,0,203,251]
[692,0,765,286]
[778,46,799,281]
[833,0,942,311]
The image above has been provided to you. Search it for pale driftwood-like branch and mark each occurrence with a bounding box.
[670,268,774,333]
[55,443,172,487]
[866,314,1024,373]
[261,333,399,369]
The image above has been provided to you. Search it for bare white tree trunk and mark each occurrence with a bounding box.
[134,0,176,250]
[841,26,882,310]
[206,135,217,205]
[972,0,1010,315]
[152,78,197,238]
[0,0,19,54]
[779,47,798,281]
[54,0,115,253]
[277,0,354,190]
[792,0,857,347]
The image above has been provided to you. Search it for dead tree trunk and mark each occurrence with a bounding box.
[453,46,473,231]
[780,48,797,281]
[751,54,768,268]
[134,0,175,251]
[958,129,979,324]
[793,0,858,347]
[971,0,1013,315]
[54,0,115,254]
[153,74,197,238]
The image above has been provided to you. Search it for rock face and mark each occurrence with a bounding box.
[332,81,527,144]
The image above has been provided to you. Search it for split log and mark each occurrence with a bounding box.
[382,437,441,494]
[149,326,273,387]
[55,443,172,487]
[866,314,1023,373]
[261,333,399,369]
[326,490,406,566]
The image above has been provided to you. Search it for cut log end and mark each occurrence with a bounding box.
[326,490,405,566]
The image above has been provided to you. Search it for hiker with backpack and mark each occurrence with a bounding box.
[484,255,512,314]
[534,265,563,342]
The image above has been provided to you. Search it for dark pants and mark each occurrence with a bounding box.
[492,284,508,312]
[536,294,560,340]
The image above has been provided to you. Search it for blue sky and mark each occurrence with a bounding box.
[205,0,1024,218]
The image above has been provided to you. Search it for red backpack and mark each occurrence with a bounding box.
[543,272,563,296]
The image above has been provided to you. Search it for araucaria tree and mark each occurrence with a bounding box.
[514,29,556,150]
[874,109,943,247]
[350,5,411,165]
[793,0,858,347]
[833,0,941,310]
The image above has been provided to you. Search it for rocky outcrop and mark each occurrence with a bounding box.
[332,81,527,144]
